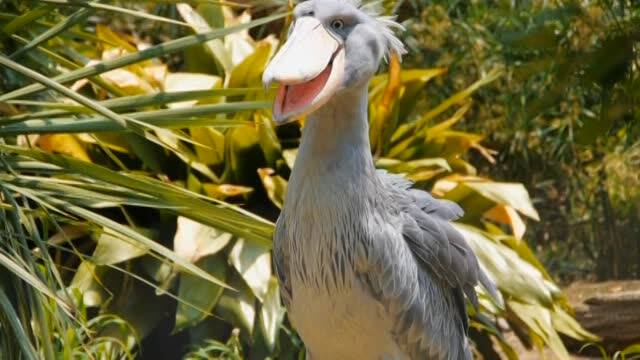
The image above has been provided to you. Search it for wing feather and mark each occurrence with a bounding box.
[357,171,499,358]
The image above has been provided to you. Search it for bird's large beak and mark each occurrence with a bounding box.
[262,17,345,125]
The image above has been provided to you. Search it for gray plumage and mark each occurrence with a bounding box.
[266,1,499,359]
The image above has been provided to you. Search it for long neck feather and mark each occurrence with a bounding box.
[291,86,375,182]
[283,85,377,215]
[283,85,378,289]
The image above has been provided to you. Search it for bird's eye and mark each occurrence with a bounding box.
[331,19,344,30]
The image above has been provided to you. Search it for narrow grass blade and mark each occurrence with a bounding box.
[54,201,233,289]
[10,8,93,60]
[0,145,274,246]
[0,101,268,135]
[0,12,287,102]
[9,34,126,96]
[39,0,193,28]
[0,12,113,45]
[0,5,52,36]
[133,0,251,7]
[2,88,264,123]
[0,288,39,360]
[0,54,195,149]
[0,251,72,314]
[0,54,128,129]
[4,179,232,289]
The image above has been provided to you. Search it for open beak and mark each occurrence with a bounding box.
[263,17,345,125]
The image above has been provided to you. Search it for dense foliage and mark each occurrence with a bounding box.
[395,0,639,281]
[1,0,635,359]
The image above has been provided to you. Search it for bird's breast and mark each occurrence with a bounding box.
[287,275,405,360]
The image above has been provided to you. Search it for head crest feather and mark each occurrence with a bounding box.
[299,0,407,61]
[349,0,406,61]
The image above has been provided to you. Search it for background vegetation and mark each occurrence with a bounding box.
[0,0,637,359]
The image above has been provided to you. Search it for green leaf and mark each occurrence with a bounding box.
[39,1,193,28]
[215,276,256,337]
[177,3,232,74]
[56,200,233,289]
[551,306,599,341]
[1,5,53,37]
[191,127,225,167]
[0,54,178,150]
[454,224,554,307]
[282,149,297,170]
[175,255,228,332]
[228,42,272,88]
[1,88,261,123]
[164,73,222,109]
[508,301,571,360]
[69,261,109,308]
[0,251,72,314]
[376,157,452,173]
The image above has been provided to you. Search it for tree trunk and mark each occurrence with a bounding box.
[565,281,640,350]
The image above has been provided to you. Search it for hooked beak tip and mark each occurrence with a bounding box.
[262,72,273,92]
[272,114,288,126]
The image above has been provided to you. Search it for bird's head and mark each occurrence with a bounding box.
[263,0,406,124]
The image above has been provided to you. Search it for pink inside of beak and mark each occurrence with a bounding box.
[274,63,332,119]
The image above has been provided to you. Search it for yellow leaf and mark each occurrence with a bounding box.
[485,204,527,240]
[100,68,154,95]
[143,65,168,88]
[371,54,402,152]
[191,127,225,166]
[228,42,273,88]
[96,24,137,52]
[465,182,541,221]
[202,183,253,200]
[257,168,287,209]
[38,134,90,162]
[77,133,131,153]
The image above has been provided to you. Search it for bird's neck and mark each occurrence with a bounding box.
[291,85,376,184]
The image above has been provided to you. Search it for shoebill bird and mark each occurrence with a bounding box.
[263,1,499,358]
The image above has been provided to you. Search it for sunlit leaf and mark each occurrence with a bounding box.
[259,277,285,352]
[463,182,541,221]
[164,73,222,108]
[202,183,253,199]
[174,217,233,263]
[93,229,149,265]
[177,3,232,74]
[229,238,271,301]
[258,168,287,209]
[38,134,91,162]
[485,205,527,240]
[191,127,225,166]
[455,224,554,307]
